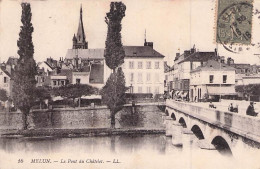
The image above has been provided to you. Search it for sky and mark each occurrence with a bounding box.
[0,0,260,66]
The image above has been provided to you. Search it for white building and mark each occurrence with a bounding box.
[72,72,90,84]
[190,60,236,102]
[172,47,217,99]
[50,75,68,87]
[240,75,260,85]
[0,66,12,97]
[121,46,165,94]
[64,45,165,95]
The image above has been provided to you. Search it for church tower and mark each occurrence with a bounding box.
[72,5,88,49]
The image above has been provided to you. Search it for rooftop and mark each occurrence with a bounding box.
[191,60,235,73]
[65,46,165,60]
[65,49,104,60]
[123,46,164,58]
[179,51,216,64]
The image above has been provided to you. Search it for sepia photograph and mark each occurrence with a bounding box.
[0,0,260,168]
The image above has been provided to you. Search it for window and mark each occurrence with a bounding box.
[138,62,143,69]
[61,81,65,86]
[147,86,151,93]
[129,61,134,69]
[53,80,57,86]
[76,79,81,84]
[130,73,134,82]
[146,73,151,82]
[223,75,227,83]
[138,86,142,93]
[209,75,214,83]
[146,61,151,69]
[3,77,7,83]
[137,73,143,83]
[155,62,160,69]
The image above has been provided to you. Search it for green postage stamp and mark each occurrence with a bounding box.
[216,0,253,45]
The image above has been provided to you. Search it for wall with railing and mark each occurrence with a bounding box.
[166,100,260,142]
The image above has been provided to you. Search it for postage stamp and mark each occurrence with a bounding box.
[216,0,253,47]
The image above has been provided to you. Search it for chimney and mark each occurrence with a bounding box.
[184,50,191,58]
[214,48,218,57]
[174,53,180,61]
[190,48,196,54]
[144,41,153,49]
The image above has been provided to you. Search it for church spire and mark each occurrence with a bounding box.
[77,4,85,42]
[73,4,88,49]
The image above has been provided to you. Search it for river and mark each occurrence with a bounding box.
[0,134,253,169]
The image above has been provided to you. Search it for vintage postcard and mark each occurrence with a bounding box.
[0,0,260,169]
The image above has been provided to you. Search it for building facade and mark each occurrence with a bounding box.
[121,46,165,94]
[0,67,12,97]
[190,60,236,102]
[172,46,217,99]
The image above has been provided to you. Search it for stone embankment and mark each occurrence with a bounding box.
[0,103,166,137]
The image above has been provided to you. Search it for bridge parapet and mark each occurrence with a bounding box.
[166,100,260,143]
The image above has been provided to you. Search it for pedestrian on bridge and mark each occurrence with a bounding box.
[246,102,258,117]
[228,103,234,112]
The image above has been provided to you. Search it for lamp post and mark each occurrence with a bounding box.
[130,84,135,113]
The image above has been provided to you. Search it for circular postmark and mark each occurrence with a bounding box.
[216,2,253,53]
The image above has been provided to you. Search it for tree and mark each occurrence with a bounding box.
[34,86,51,109]
[236,84,260,100]
[102,2,127,128]
[101,68,127,128]
[0,89,8,102]
[104,2,126,70]
[53,84,98,107]
[12,3,37,130]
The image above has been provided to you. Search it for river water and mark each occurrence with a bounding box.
[0,134,256,169]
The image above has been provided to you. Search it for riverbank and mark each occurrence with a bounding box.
[0,128,165,138]
[0,104,165,130]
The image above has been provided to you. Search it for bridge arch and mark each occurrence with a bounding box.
[178,117,187,128]
[191,125,204,140]
[211,136,232,156]
[170,112,176,120]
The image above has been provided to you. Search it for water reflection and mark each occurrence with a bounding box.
[0,134,247,169]
[0,134,172,155]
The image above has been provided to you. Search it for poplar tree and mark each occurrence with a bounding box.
[104,2,126,70]
[13,3,37,130]
[102,2,127,128]
[101,68,127,128]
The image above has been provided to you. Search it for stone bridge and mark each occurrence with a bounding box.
[164,99,260,158]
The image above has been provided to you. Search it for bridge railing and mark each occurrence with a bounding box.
[166,100,260,142]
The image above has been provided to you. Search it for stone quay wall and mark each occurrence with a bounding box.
[0,105,165,130]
